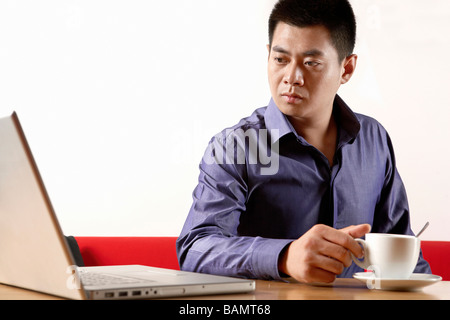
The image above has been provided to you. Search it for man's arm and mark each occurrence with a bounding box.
[371,132,431,274]
[176,137,292,280]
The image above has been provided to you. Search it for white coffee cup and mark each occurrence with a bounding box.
[351,233,420,279]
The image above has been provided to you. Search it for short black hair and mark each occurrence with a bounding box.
[268,0,356,62]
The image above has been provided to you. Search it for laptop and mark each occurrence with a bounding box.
[0,112,255,300]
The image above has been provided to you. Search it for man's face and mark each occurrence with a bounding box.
[268,22,355,123]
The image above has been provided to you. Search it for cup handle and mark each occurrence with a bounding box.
[351,238,370,269]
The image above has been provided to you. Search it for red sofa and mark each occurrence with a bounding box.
[75,237,450,280]
[75,237,180,270]
[421,241,450,281]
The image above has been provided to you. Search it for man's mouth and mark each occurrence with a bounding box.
[281,93,303,104]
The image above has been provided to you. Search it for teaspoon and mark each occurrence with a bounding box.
[416,221,430,237]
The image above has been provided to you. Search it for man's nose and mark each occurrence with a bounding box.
[283,64,304,86]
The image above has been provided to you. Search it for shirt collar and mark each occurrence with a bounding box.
[333,94,361,145]
[264,98,293,141]
[264,94,361,144]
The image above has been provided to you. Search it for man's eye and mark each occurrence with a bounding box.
[274,57,286,64]
[305,61,320,67]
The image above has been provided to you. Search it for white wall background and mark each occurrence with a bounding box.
[0,0,448,240]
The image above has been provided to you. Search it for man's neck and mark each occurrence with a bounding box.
[288,110,338,166]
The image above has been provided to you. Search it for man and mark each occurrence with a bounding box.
[176,0,431,284]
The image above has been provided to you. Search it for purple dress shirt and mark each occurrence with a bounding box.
[176,95,431,280]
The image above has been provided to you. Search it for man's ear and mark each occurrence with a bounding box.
[340,54,358,84]
[266,44,271,59]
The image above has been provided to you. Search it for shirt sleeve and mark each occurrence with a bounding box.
[176,136,292,280]
[371,130,432,274]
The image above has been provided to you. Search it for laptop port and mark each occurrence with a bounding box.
[105,292,114,298]
[132,290,141,296]
[118,291,128,297]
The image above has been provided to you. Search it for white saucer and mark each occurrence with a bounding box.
[353,272,442,291]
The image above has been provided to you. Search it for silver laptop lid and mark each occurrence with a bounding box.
[0,112,86,300]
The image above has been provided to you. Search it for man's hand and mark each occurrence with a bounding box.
[278,224,371,283]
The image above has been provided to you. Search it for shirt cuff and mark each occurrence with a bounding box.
[251,238,293,280]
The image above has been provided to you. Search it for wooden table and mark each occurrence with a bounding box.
[201,278,450,300]
[1,278,449,300]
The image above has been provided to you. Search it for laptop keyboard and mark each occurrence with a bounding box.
[80,272,143,286]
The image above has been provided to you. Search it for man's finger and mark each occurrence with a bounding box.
[338,224,371,258]
[316,239,352,267]
[316,224,369,259]
[340,224,371,238]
